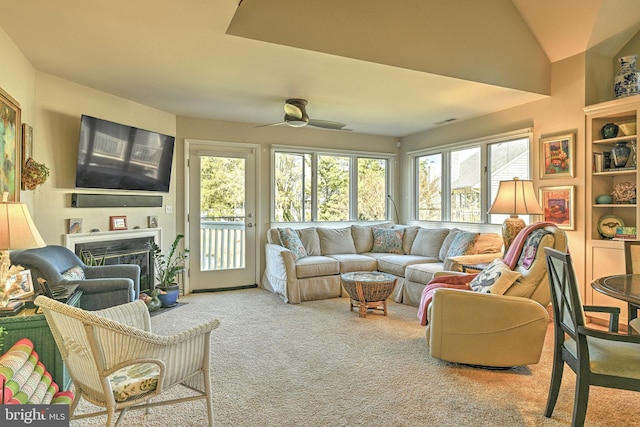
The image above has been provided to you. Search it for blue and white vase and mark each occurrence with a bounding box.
[614,55,640,99]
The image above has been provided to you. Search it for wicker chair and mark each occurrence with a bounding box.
[34,295,220,427]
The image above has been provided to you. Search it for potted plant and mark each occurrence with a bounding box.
[149,234,188,307]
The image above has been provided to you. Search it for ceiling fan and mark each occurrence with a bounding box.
[257,98,350,131]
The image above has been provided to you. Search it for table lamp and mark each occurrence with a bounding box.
[488,177,543,251]
[0,202,46,308]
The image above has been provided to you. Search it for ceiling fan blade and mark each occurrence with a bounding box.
[284,103,303,119]
[254,121,286,128]
[308,119,351,131]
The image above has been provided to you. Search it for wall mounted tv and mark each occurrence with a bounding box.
[75,115,175,192]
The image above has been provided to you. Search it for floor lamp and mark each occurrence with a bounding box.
[488,178,543,251]
[0,202,46,310]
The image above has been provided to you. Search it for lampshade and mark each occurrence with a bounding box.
[489,178,543,252]
[0,202,46,250]
[488,178,543,215]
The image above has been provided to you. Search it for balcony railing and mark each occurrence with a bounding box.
[201,218,245,270]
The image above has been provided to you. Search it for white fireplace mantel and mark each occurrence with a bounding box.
[64,228,162,252]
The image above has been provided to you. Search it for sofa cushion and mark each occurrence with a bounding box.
[376,254,436,277]
[405,261,446,285]
[278,228,308,261]
[297,228,321,256]
[351,224,375,253]
[446,231,479,258]
[472,233,503,254]
[372,227,404,254]
[469,258,521,295]
[295,256,340,279]
[327,254,378,273]
[394,225,421,254]
[411,228,450,258]
[318,227,357,255]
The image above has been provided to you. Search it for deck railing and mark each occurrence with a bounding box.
[200,218,245,270]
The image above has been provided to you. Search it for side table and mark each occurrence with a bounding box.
[341,271,397,318]
[0,290,82,391]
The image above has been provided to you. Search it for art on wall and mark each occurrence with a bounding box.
[68,218,83,234]
[540,133,575,179]
[0,87,21,201]
[539,185,575,230]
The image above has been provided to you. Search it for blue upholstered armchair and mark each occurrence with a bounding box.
[10,245,140,310]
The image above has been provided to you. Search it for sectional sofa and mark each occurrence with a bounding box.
[262,223,503,305]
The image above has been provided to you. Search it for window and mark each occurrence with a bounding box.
[412,130,531,223]
[273,149,392,223]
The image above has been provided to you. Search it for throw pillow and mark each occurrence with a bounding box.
[278,228,308,261]
[469,259,521,295]
[445,231,479,258]
[372,227,404,254]
[62,265,85,281]
[438,228,458,261]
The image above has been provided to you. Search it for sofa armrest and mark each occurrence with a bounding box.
[428,288,548,367]
[443,252,503,271]
[68,278,135,310]
[85,264,141,296]
[263,243,299,303]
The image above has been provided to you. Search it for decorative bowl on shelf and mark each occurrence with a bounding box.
[619,122,637,136]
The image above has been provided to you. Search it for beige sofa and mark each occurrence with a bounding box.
[262,223,503,305]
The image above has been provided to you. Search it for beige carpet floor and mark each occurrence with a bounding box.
[71,288,637,426]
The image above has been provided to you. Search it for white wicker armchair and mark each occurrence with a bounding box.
[34,296,220,427]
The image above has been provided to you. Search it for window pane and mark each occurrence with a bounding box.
[357,158,387,220]
[488,137,530,224]
[417,154,442,220]
[317,155,350,221]
[450,147,481,222]
[274,152,311,222]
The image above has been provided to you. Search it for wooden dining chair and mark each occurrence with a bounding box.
[623,240,640,332]
[544,248,640,427]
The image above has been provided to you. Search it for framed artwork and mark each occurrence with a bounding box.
[20,123,33,190]
[110,215,128,231]
[148,215,158,228]
[0,87,21,201]
[9,269,34,300]
[539,186,575,230]
[68,218,83,234]
[540,133,575,179]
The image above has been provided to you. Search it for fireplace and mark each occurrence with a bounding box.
[65,229,162,294]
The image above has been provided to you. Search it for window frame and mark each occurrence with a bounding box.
[271,145,395,224]
[409,128,533,224]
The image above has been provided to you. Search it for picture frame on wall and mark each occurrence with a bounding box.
[0,87,21,201]
[110,215,128,231]
[540,133,575,179]
[68,218,83,234]
[21,123,33,190]
[148,215,158,228]
[539,185,575,230]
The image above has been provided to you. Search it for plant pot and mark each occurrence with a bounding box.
[157,284,180,307]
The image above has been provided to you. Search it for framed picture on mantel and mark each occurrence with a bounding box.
[110,216,128,231]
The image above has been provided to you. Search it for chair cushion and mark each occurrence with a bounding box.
[469,258,521,295]
[472,233,503,254]
[446,231,479,258]
[278,228,308,261]
[564,336,640,379]
[372,227,404,254]
[62,265,85,281]
[110,362,160,402]
[411,228,450,258]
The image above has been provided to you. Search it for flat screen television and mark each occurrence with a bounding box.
[75,115,175,192]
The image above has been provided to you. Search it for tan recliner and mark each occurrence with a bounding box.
[426,224,567,367]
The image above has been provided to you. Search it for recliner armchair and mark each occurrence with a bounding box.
[425,224,567,367]
[11,245,140,310]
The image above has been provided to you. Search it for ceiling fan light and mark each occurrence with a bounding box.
[286,119,308,127]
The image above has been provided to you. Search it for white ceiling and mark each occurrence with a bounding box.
[0,0,639,137]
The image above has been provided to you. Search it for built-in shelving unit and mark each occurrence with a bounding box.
[585,96,640,326]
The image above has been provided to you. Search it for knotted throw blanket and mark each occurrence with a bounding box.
[417,222,556,326]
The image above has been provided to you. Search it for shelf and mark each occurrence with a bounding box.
[593,135,637,144]
[593,169,636,176]
[592,204,637,208]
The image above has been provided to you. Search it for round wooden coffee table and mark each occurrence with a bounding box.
[341,271,397,318]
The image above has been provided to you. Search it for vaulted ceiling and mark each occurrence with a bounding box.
[0,0,639,137]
